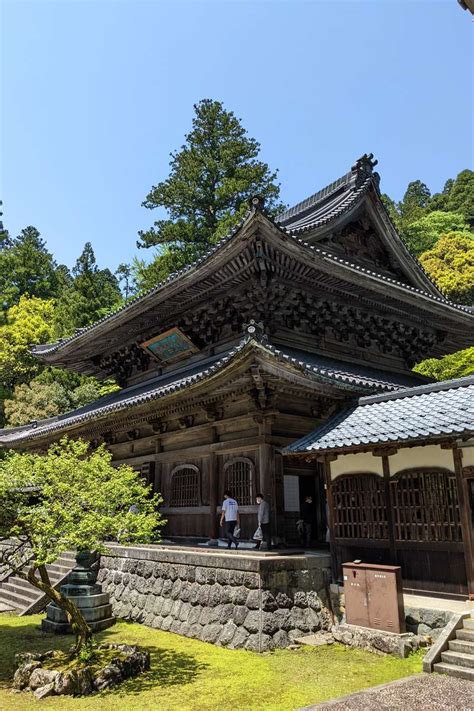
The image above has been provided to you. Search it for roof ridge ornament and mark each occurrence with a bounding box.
[249,195,265,211]
[244,319,267,343]
[351,153,380,189]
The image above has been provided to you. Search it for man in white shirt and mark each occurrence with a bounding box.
[220,490,240,549]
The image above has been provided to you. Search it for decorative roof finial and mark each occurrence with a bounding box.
[249,195,265,211]
[351,153,379,188]
[244,319,267,342]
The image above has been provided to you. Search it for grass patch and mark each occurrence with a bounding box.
[0,613,423,710]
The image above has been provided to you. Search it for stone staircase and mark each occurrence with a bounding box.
[0,551,76,615]
[434,616,474,681]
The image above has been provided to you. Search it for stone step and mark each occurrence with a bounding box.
[0,581,38,600]
[8,575,63,593]
[46,563,72,578]
[0,587,35,607]
[449,639,474,655]
[441,651,474,669]
[0,595,17,611]
[456,629,474,642]
[463,618,474,630]
[433,662,474,681]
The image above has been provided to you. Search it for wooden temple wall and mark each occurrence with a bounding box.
[325,443,474,598]
[107,393,321,543]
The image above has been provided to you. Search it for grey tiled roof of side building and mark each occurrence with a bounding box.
[285,375,474,453]
[0,338,422,446]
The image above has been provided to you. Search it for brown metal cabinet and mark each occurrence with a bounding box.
[343,562,405,634]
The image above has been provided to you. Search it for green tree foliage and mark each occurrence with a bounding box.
[0,225,68,314]
[4,380,70,426]
[137,99,282,284]
[414,347,474,381]
[419,232,474,304]
[0,296,55,389]
[3,369,120,426]
[0,438,164,652]
[443,169,474,219]
[54,242,121,336]
[115,262,136,301]
[384,170,473,255]
[402,211,470,256]
[399,180,431,227]
[131,250,191,293]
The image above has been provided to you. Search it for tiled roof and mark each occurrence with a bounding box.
[277,171,372,232]
[285,376,474,453]
[0,337,417,446]
[32,156,473,364]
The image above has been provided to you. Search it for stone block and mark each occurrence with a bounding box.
[161,616,172,632]
[171,579,183,600]
[200,624,220,643]
[218,604,234,624]
[274,592,292,609]
[229,626,248,649]
[261,611,279,636]
[208,585,221,607]
[216,569,230,585]
[243,611,260,633]
[196,567,207,585]
[273,629,289,648]
[244,634,261,652]
[246,590,260,610]
[188,606,202,625]
[33,682,56,700]
[273,608,291,631]
[29,668,59,690]
[232,605,248,626]
[232,586,248,606]
[218,621,237,646]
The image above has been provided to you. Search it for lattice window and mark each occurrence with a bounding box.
[170,465,200,507]
[224,458,253,505]
[331,474,388,540]
[391,469,462,543]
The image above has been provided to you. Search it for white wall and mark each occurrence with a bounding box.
[389,445,455,475]
[330,452,383,480]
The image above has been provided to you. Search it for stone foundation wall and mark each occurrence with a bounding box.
[98,546,332,652]
[404,605,453,640]
[330,587,454,642]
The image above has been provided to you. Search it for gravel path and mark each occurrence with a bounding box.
[304,673,474,710]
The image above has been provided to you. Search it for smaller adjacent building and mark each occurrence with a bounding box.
[285,376,474,600]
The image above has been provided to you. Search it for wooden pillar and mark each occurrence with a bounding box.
[323,456,338,583]
[259,443,273,499]
[453,448,474,599]
[209,451,219,540]
[382,454,397,563]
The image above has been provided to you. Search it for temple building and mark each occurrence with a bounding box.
[1,154,473,599]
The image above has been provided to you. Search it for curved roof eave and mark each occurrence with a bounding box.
[32,191,473,364]
[0,334,406,448]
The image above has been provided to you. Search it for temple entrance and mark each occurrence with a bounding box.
[282,463,327,547]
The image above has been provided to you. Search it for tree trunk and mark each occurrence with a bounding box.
[17,564,92,654]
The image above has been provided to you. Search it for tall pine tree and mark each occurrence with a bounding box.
[137,99,282,285]
[54,242,121,336]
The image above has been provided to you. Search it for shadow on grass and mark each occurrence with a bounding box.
[0,617,207,696]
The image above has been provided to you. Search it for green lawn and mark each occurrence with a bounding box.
[0,613,423,710]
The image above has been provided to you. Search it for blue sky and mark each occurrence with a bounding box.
[1,0,472,273]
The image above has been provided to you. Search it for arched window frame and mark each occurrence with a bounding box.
[170,464,201,507]
[330,472,388,540]
[223,457,254,506]
[390,467,462,543]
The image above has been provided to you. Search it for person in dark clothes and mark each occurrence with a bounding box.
[253,493,271,550]
[301,495,313,548]
[220,490,240,549]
